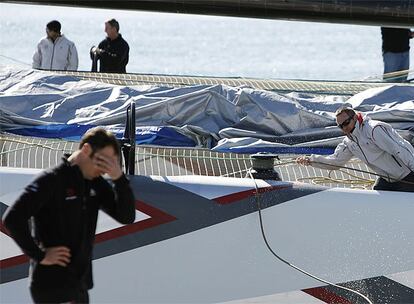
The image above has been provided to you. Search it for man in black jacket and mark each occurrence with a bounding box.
[381,27,414,82]
[91,19,130,73]
[3,127,136,303]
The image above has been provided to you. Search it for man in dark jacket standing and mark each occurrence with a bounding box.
[3,127,136,303]
[381,27,414,82]
[92,19,130,73]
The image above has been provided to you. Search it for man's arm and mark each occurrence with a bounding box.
[106,176,135,223]
[94,152,135,224]
[4,172,72,267]
[97,176,136,224]
[99,41,129,66]
[2,173,53,262]
[32,42,42,69]
[67,42,79,71]
[297,141,354,170]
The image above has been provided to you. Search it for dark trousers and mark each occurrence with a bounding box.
[373,171,414,192]
[30,287,89,304]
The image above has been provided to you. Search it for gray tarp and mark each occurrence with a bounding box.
[0,66,413,152]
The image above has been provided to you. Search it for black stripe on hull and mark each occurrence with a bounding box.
[304,275,414,304]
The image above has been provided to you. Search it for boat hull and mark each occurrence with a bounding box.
[1,168,414,302]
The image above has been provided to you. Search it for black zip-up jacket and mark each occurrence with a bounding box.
[381,27,411,53]
[3,157,135,298]
[97,34,129,73]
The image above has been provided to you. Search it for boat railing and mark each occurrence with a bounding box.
[0,132,376,189]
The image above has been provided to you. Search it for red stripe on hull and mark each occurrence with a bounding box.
[94,200,176,243]
[0,200,176,269]
[303,287,353,304]
[214,185,291,204]
[0,254,29,269]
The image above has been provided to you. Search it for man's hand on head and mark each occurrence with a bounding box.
[94,152,123,180]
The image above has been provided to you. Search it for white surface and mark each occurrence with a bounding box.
[152,175,286,200]
[388,270,414,290]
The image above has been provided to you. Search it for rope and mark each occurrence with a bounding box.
[296,169,375,189]
[310,160,414,186]
[275,159,375,188]
[0,54,31,67]
[247,169,373,304]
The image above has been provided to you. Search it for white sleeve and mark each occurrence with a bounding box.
[67,43,79,71]
[372,124,414,171]
[32,43,42,69]
[309,141,354,170]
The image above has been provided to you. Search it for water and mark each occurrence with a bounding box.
[1,3,413,81]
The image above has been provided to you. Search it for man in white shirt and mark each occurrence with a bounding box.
[297,107,414,192]
[32,20,78,71]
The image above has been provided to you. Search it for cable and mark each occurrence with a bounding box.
[0,54,31,67]
[247,169,373,304]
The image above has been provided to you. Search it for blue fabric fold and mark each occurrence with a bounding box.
[7,124,196,147]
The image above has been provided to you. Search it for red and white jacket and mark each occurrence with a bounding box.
[310,114,414,181]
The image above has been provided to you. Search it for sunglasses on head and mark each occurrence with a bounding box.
[337,115,354,129]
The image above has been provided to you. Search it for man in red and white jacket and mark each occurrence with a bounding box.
[297,107,414,192]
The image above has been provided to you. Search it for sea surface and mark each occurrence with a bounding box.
[1,2,413,81]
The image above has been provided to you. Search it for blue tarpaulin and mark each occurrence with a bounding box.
[8,124,195,147]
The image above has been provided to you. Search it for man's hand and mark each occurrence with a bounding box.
[40,246,71,267]
[94,152,123,180]
[91,47,103,54]
[296,156,311,166]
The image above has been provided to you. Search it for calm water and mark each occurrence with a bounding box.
[1,3,413,81]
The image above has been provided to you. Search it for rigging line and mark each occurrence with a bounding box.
[296,175,373,188]
[275,162,373,187]
[310,160,414,186]
[335,168,374,183]
[0,54,31,66]
[275,159,414,186]
[247,169,373,304]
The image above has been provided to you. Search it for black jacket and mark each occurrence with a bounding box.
[3,157,135,300]
[381,28,411,53]
[97,34,129,73]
